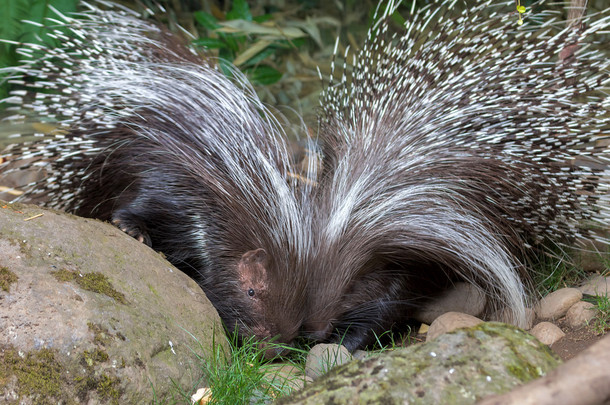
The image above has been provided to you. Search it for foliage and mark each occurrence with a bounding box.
[192,0,307,85]
[531,248,587,297]
[584,293,610,335]
[201,332,305,403]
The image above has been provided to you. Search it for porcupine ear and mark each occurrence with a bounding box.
[237,249,269,298]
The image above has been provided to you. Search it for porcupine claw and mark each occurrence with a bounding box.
[111,214,151,246]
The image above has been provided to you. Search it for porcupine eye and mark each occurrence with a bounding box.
[247,288,256,297]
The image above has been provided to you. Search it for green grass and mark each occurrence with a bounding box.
[584,293,610,335]
[198,333,306,404]
[532,246,610,337]
[152,329,308,405]
[530,247,587,297]
[582,248,610,335]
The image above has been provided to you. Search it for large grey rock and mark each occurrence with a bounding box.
[279,323,560,405]
[0,202,227,404]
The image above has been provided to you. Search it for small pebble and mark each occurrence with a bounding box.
[530,322,565,345]
[578,275,610,297]
[414,282,487,324]
[305,343,352,380]
[426,311,483,341]
[535,288,582,321]
[565,301,598,329]
[352,350,368,361]
[263,364,305,391]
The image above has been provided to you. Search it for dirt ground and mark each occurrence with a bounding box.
[549,320,606,361]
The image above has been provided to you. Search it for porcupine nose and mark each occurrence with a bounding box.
[259,341,288,360]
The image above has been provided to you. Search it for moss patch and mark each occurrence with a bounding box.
[0,267,18,292]
[52,268,76,282]
[0,347,63,404]
[51,269,127,304]
[88,322,115,346]
[75,374,122,405]
[81,348,109,368]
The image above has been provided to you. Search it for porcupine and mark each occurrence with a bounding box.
[304,0,610,351]
[0,2,315,354]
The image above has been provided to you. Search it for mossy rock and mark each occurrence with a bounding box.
[0,201,228,403]
[279,323,560,405]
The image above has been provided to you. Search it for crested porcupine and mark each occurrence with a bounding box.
[304,0,610,350]
[2,0,610,356]
[0,2,316,355]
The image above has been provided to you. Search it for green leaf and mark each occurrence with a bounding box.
[240,47,275,67]
[0,0,75,45]
[245,65,282,85]
[218,47,236,63]
[217,20,306,39]
[253,14,273,23]
[232,39,272,66]
[220,34,241,52]
[390,8,406,26]
[217,58,235,78]
[192,37,228,50]
[272,38,307,50]
[194,10,220,30]
[227,0,252,22]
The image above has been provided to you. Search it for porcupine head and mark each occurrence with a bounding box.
[0,1,313,358]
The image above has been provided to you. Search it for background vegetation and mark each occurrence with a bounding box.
[0,0,404,126]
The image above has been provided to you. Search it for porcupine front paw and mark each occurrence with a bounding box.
[111,211,152,246]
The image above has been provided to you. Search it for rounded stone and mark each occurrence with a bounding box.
[264,364,306,392]
[352,350,369,361]
[305,344,352,380]
[0,202,227,403]
[535,288,583,321]
[279,323,560,405]
[565,301,598,328]
[578,275,610,297]
[414,282,487,324]
[426,311,483,341]
[530,322,565,345]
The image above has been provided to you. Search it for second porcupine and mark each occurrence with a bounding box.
[304,0,610,351]
[0,3,315,354]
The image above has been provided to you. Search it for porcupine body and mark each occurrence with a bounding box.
[305,0,610,351]
[0,3,314,353]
